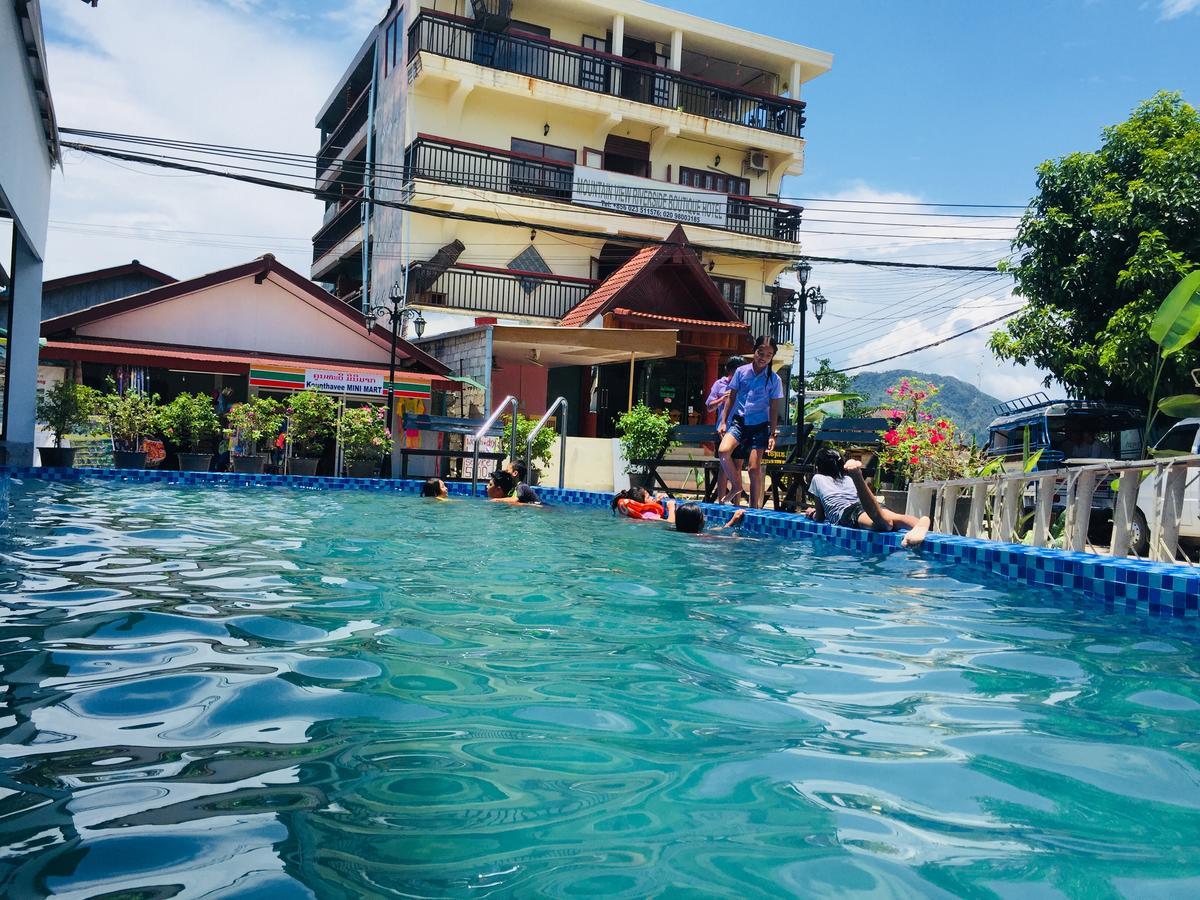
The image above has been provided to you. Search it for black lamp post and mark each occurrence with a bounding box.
[789,260,826,462]
[368,280,426,435]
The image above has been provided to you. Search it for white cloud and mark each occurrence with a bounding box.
[41,0,364,281]
[781,182,1055,402]
[1160,0,1200,19]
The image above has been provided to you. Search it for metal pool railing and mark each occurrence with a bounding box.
[470,395,519,497]
[525,397,568,490]
[906,454,1200,564]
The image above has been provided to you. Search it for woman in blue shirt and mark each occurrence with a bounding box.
[717,336,785,508]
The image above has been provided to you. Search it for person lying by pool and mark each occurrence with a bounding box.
[488,469,541,505]
[804,448,930,548]
[666,500,746,535]
[421,477,450,500]
[611,486,667,520]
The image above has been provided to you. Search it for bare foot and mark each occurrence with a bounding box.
[726,490,744,506]
[901,516,930,548]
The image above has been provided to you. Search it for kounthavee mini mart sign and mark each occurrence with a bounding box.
[249,366,431,399]
[305,369,384,395]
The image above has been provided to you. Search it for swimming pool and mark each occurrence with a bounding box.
[1,475,1199,897]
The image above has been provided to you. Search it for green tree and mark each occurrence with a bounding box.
[798,358,869,417]
[990,91,1200,404]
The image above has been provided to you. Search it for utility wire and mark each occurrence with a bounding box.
[829,310,1022,374]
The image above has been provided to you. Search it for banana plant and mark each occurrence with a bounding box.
[1145,270,1200,454]
[802,393,864,423]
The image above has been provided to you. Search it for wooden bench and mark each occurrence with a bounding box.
[767,418,889,511]
[633,424,724,501]
[400,414,508,480]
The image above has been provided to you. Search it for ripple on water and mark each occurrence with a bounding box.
[1,479,1200,898]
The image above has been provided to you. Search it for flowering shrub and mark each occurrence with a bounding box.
[157,392,220,453]
[287,389,337,458]
[226,397,283,456]
[339,405,392,460]
[876,377,967,484]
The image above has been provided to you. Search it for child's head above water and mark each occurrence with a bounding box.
[673,502,706,533]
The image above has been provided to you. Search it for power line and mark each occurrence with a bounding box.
[829,310,1022,374]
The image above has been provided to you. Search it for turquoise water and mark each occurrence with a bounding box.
[1,480,1199,898]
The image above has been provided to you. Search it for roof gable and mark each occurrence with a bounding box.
[41,254,449,375]
[42,261,176,294]
[558,226,743,328]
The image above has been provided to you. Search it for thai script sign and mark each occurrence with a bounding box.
[305,369,385,395]
[571,166,726,227]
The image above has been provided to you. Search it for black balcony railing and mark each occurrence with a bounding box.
[408,11,806,139]
[317,87,370,172]
[312,193,364,263]
[419,264,597,320]
[407,136,803,242]
[736,304,795,345]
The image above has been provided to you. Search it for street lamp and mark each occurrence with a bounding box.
[788,259,827,464]
[368,280,427,436]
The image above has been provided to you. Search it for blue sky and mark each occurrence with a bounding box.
[31,0,1200,399]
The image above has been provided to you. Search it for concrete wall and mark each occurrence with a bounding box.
[542,436,618,492]
[368,5,410,312]
[414,327,491,416]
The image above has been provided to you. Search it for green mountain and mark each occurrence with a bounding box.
[848,369,1003,443]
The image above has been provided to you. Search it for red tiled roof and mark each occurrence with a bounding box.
[39,339,460,390]
[558,245,658,327]
[610,308,750,330]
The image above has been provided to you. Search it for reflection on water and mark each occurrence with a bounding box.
[1,478,1199,897]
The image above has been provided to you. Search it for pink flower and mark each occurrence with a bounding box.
[915,391,927,401]
[936,420,949,429]
[905,427,917,437]
[920,412,933,421]
[884,429,900,447]
[909,456,919,465]
[930,431,944,445]
[886,387,895,395]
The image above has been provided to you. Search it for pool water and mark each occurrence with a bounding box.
[1,479,1199,898]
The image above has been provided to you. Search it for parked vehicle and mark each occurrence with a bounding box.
[1133,417,1200,556]
[985,393,1145,540]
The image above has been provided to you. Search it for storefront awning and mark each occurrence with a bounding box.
[490,325,678,367]
[40,340,461,393]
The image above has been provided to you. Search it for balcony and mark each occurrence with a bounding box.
[406,136,804,242]
[317,86,370,176]
[736,303,794,345]
[415,264,598,320]
[408,11,806,140]
[312,190,364,265]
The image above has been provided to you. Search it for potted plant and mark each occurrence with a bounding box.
[226,397,284,474]
[35,380,100,467]
[287,388,336,476]
[158,392,220,471]
[505,412,555,483]
[615,403,677,489]
[339,405,392,477]
[100,387,161,468]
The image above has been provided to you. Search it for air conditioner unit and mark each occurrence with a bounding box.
[745,150,769,174]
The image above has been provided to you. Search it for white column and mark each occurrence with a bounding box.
[789,61,802,98]
[670,29,682,70]
[4,234,44,466]
[611,14,625,96]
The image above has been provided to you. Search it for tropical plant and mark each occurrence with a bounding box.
[876,377,968,485]
[226,397,284,456]
[504,412,555,473]
[615,403,677,474]
[286,389,337,458]
[100,386,161,453]
[36,380,100,448]
[157,392,220,453]
[801,358,870,417]
[339,405,393,460]
[990,92,1200,404]
[1144,270,1200,452]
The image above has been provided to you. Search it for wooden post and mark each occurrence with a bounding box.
[1064,469,1099,551]
[1000,478,1024,544]
[1110,469,1141,557]
[1151,463,1187,563]
[967,482,987,538]
[1031,473,1056,547]
[938,484,961,534]
[627,352,636,412]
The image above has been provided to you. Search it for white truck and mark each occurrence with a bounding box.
[1133,417,1200,556]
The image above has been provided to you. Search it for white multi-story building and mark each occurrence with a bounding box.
[313,0,831,436]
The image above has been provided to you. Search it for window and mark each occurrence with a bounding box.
[711,276,745,309]
[509,138,574,198]
[581,35,609,92]
[1156,424,1199,454]
[679,167,750,196]
[382,17,399,76]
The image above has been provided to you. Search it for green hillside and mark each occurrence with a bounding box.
[848,370,1003,443]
